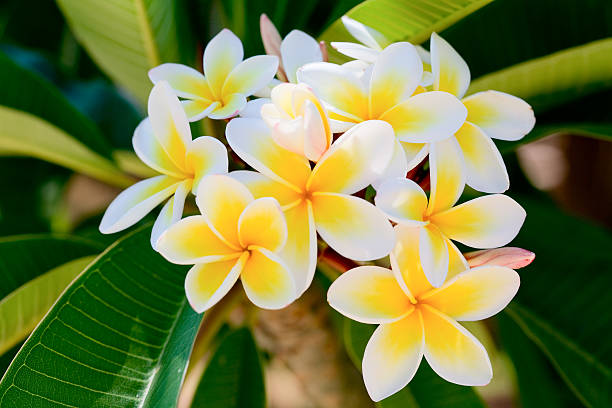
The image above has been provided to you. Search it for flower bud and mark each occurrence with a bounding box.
[464,247,535,269]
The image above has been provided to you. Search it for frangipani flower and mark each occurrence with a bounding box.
[99,81,228,247]
[261,83,332,161]
[149,29,278,121]
[255,14,324,97]
[375,138,526,286]
[157,175,296,312]
[298,42,466,180]
[331,16,432,85]
[427,32,535,193]
[226,118,396,295]
[328,226,520,401]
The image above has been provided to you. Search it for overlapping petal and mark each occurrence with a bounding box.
[340,16,386,50]
[422,305,492,386]
[184,253,247,313]
[420,266,520,321]
[308,120,395,194]
[280,30,323,83]
[99,175,182,234]
[185,136,228,192]
[229,171,302,209]
[362,310,424,402]
[427,136,465,215]
[226,118,311,190]
[391,225,433,299]
[455,122,509,193]
[430,194,526,248]
[311,192,395,261]
[203,29,244,98]
[380,91,467,143]
[208,93,247,120]
[241,248,296,309]
[132,118,185,178]
[331,42,379,63]
[327,265,413,324]
[373,140,409,188]
[375,178,427,225]
[430,32,470,99]
[222,55,279,97]
[151,179,192,249]
[400,141,428,171]
[238,197,287,252]
[148,63,212,100]
[419,224,449,288]
[181,100,220,122]
[463,91,535,141]
[156,215,240,264]
[369,42,422,118]
[196,175,254,248]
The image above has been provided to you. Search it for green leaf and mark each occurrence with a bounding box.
[497,313,580,408]
[0,234,104,300]
[0,256,95,357]
[191,327,266,408]
[468,38,612,112]
[0,226,202,407]
[507,197,612,407]
[320,0,494,60]
[343,319,485,407]
[0,106,134,187]
[56,0,194,105]
[0,51,114,160]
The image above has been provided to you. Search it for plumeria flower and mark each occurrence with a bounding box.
[149,29,278,121]
[260,83,332,162]
[375,137,526,286]
[426,32,535,193]
[99,81,228,247]
[331,16,432,85]
[226,118,396,295]
[328,226,520,401]
[255,14,324,97]
[157,175,296,312]
[298,42,466,180]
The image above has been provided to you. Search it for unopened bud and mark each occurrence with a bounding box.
[464,247,535,269]
[319,41,329,62]
[260,14,287,82]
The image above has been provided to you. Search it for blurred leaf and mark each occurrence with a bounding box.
[468,38,612,112]
[0,226,202,407]
[506,197,612,407]
[56,0,194,105]
[497,312,580,408]
[0,106,133,187]
[343,319,485,407]
[320,0,494,60]
[0,50,114,159]
[191,327,266,408]
[0,234,103,300]
[0,256,95,357]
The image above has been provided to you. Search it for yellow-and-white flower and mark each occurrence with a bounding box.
[260,83,332,162]
[375,137,526,286]
[328,226,520,401]
[297,42,466,180]
[99,81,228,247]
[226,118,396,295]
[157,175,296,312]
[426,32,536,193]
[149,29,278,121]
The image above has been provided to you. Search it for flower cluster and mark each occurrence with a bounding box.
[100,14,535,401]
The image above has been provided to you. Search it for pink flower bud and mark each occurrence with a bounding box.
[260,14,287,81]
[464,247,535,269]
[319,41,329,62]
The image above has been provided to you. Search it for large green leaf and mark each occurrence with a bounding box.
[468,38,612,112]
[0,227,202,407]
[56,0,194,105]
[0,256,95,357]
[190,327,266,408]
[0,234,104,300]
[320,0,494,57]
[343,319,485,407]
[0,106,134,187]
[0,50,114,159]
[506,198,612,407]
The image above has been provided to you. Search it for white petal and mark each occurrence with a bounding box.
[208,93,247,120]
[341,15,386,50]
[463,90,536,141]
[151,179,191,249]
[281,30,323,83]
[375,177,428,226]
[132,118,185,178]
[240,98,270,118]
[372,140,409,190]
[430,32,470,99]
[186,136,229,192]
[331,42,379,63]
[241,248,297,309]
[99,175,181,234]
[419,224,450,288]
[148,63,211,100]
[181,100,221,122]
[204,29,244,98]
[427,136,466,215]
[222,55,279,97]
[311,192,395,261]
